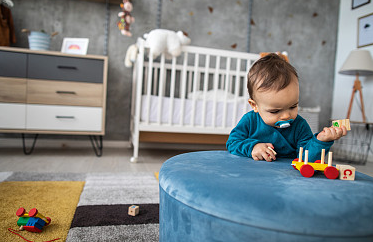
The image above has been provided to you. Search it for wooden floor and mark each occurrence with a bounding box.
[0,146,372,177]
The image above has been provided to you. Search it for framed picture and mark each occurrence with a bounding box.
[61,38,89,55]
[352,0,370,9]
[358,13,373,48]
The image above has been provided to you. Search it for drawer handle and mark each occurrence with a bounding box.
[56,91,76,95]
[57,65,77,70]
[56,115,75,119]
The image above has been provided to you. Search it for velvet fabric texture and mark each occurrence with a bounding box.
[159,151,373,242]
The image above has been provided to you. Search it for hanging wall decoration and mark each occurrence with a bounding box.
[117,0,135,37]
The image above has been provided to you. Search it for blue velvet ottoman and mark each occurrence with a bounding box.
[159,151,373,242]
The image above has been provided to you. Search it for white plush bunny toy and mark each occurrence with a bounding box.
[144,29,191,59]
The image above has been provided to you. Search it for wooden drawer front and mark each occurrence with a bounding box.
[26,105,102,132]
[27,80,103,107]
[0,103,26,129]
[0,77,27,103]
[0,50,27,78]
[28,54,104,83]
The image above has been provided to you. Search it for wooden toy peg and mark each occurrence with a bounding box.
[128,205,139,216]
[328,152,333,166]
[299,147,303,163]
[336,164,356,180]
[304,150,309,164]
[321,149,325,164]
[267,146,277,155]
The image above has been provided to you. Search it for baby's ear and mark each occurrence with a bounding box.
[248,99,259,112]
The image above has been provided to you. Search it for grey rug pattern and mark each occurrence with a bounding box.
[77,172,159,206]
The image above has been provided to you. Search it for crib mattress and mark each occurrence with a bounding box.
[140,95,250,128]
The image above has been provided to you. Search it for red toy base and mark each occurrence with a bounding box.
[23,226,42,233]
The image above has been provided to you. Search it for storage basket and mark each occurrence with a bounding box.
[332,122,373,165]
[28,31,50,51]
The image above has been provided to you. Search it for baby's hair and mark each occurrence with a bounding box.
[247,53,298,99]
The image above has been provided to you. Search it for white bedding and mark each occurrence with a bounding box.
[140,95,251,128]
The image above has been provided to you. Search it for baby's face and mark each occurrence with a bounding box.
[249,78,299,127]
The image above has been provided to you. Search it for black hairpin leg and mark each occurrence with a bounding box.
[22,133,39,155]
[89,135,103,157]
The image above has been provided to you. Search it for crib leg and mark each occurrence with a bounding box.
[130,132,139,163]
[130,146,139,163]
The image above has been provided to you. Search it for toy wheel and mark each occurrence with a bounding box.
[291,163,298,170]
[314,160,321,163]
[300,164,314,178]
[29,208,38,217]
[16,207,26,217]
[324,166,339,179]
[46,217,52,225]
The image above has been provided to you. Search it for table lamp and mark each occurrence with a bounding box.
[339,49,373,123]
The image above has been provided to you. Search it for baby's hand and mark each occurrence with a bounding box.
[317,125,347,142]
[252,143,276,162]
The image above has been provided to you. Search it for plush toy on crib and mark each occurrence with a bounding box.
[144,29,191,59]
[117,0,135,37]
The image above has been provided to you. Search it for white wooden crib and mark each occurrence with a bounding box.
[130,38,260,162]
[130,39,322,162]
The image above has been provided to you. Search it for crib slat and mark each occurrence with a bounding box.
[145,52,154,124]
[201,54,210,127]
[179,52,188,126]
[168,56,177,125]
[222,57,231,128]
[157,54,166,124]
[191,53,199,127]
[232,58,241,126]
[212,56,221,128]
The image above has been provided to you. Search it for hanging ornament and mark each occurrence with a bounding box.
[117,0,135,37]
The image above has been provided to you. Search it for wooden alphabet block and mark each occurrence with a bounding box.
[336,164,356,180]
[332,119,351,131]
[128,205,139,216]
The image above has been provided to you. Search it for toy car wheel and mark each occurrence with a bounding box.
[300,164,314,178]
[324,166,339,179]
[16,207,26,217]
[46,217,52,225]
[291,163,298,170]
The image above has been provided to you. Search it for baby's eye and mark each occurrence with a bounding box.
[269,110,280,114]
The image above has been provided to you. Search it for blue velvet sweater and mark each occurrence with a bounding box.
[226,111,333,162]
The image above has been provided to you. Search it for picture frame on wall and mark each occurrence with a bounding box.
[352,0,370,9]
[358,13,373,48]
[61,38,89,55]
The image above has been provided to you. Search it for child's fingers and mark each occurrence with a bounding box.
[341,125,348,136]
[252,150,273,162]
[261,152,273,162]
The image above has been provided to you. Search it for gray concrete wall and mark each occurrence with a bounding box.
[5,0,339,141]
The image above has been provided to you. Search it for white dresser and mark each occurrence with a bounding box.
[0,47,108,155]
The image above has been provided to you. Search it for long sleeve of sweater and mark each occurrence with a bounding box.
[226,111,334,161]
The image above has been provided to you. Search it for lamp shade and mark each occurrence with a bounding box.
[339,49,373,76]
